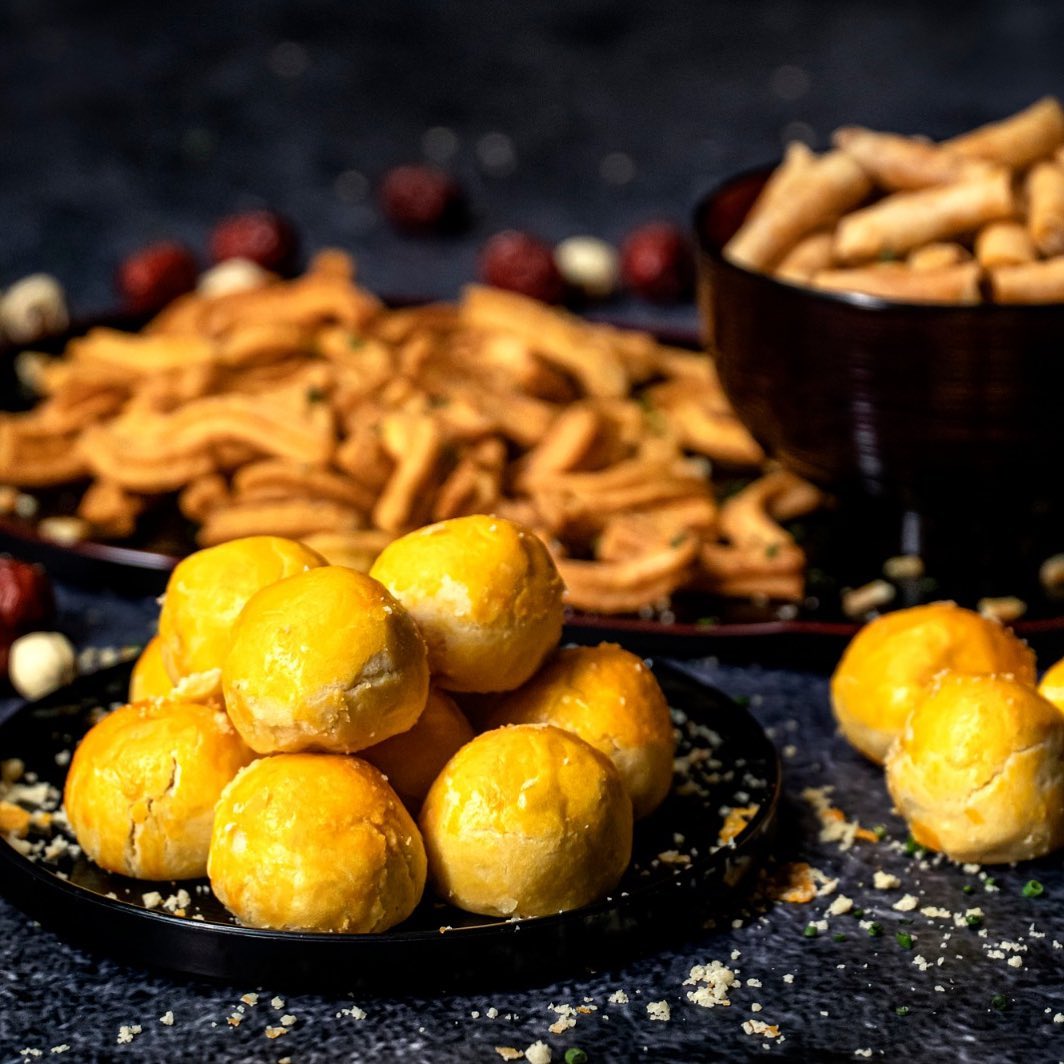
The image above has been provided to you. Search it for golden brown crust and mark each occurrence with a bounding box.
[208,754,425,932]
[419,724,633,918]
[64,700,253,880]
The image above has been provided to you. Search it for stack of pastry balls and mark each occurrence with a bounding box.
[63,515,676,933]
[831,601,1064,864]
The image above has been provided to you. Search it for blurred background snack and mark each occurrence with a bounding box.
[208,754,426,933]
[419,723,632,918]
[885,672,1064,864]
[484,643,675,819]
[370,515,565,692]
[222,565,429,754]
[830,602,1036,763]
[64,700,253,880]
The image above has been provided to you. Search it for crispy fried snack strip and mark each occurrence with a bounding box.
[554,537,700,614]
[724,151,872,271]
[1026,161,1064,257]
[372,415,445,532]
[645,380,765,466]
[745,141,816,223]
[775,231,835,283]
[833,171,1014,264]
[77,480,145,539]
[432,440,506,522]
[907,242,970,271]
[597,497,718,561]
[68,329,216,374]
[833,127,992,190]
[975,221,1037,268]
[0,422,90,486]
[232,459,377,512]
[460,285,630,398]
[942,96,1064,169]
[989,256,1064,303]
[197,498,363,547]
[513,404,602,490]
[720,470,823,553]
[812,262,982,304]
[178,474,231,523]
[300,529,397,572]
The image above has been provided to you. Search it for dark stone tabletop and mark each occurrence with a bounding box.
[3,2,1064,1061]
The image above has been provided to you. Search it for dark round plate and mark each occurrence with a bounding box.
[0,659,779,990]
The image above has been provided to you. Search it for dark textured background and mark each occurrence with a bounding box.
[3,1,1064,1060]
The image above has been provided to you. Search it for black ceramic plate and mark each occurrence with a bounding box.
[0,659,779,990]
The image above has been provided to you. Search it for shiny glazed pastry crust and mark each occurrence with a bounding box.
[885,672,1064,863]
[484,643,676,819]
[208,753,426,933]
[158,534,324,682]
[370,514,565,693]
[419,723,633,918]
[222,565,429,754]
[63,699,254,880]
[830,601,1036,763]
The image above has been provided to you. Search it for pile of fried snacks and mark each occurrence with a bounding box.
[0,250,824,613]
[726,96,1064,304]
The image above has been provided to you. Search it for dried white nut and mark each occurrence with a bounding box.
[0,274,69,344]
[37,516,89,545]
[977,596,1027,623]
[882,554,924,581]
[197,257,271,297]
[13,350,51,393]
[1040,554,1064,592]
[554,236,619,299]
[8,631,76,701]
[841,579,896,618]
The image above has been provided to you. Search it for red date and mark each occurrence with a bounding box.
[209,210,299,273]
[620,222,695,302]
[115,241,198,313]
[0,558,55,674]
[380,165,467,233]
[479,230,566,303]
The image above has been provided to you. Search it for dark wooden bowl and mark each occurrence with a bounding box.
[694,167,1064,583]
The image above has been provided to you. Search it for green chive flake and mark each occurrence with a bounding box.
[1022,880,1045,898]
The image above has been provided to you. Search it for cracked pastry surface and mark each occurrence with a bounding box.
[483,642,675,819]
[831,601,1036,764]
[222,565,429,754]
[63,699,254,880]
[885,672,1064,864]
[419,723,633,918]
[158,534,324,685]
[208,753,426,933]
[370,514,564,693]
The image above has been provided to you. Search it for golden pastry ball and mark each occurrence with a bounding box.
[484,643,675,819]
[419,723,633,918]
[885,672,1064,864]
[63,700,253,880]
[158,535,324,683]
[830,602,1036,763]
[128,636,172,702]
[208,754,426,933]
[1038,657,1064,713]
[362,687,475,811]
[222,565,429,754]
[369,515,564,693]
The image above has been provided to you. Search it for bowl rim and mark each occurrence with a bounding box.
[693,162,1064,315]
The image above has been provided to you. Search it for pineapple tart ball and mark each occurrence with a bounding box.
[885,672,1064,864]
[158,535,324,684]
[419,723,633,918]
[1037,656,1064,713]
[362,687,475,811]
[484,643,675,819]
[64,700,253,880]
[830,602,1035,763]
[209,754,426,933]
[128,636,173,702]
[369,514,564,693]
[222,565,429,754]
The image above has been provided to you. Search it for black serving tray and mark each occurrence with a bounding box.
[0,659,779,990]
